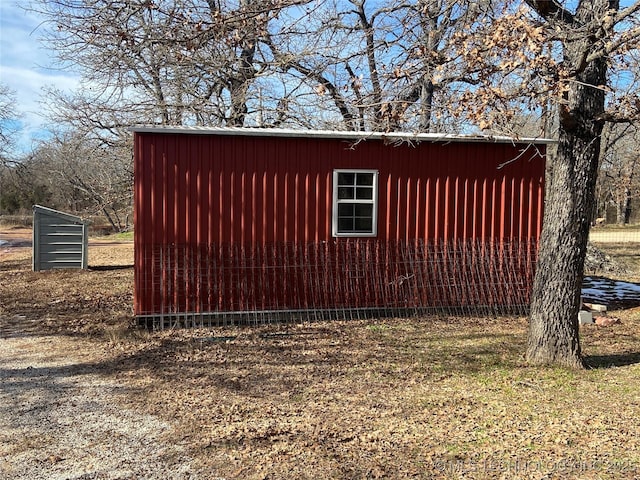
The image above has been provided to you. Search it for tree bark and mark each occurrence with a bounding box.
[526,127,600,368]
[419,79,434,132]
[526,0,614,368]
[228,38,256,127]
[617,187,632,225]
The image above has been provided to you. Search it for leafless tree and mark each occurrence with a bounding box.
[32,0,496,133]
[261,0,493,132]
[28,131,134,231]
[0,83,20,165]
[31,0,308,129]
[0,160,52,214]
[597,123,640,224]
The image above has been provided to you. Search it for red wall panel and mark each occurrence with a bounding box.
[134,131,546,318]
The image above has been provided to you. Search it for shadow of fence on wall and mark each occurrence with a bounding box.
[136,238,538,329]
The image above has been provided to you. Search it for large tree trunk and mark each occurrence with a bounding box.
[526,1,613,368]
[526,125,602,368]
[228,42,256,127]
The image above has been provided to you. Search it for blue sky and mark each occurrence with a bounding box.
[0,1,79,155]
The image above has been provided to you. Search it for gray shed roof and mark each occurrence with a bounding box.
[33,205,85,224]
[130,126,555,145]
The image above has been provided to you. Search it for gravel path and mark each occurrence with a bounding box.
[0,333,199,480]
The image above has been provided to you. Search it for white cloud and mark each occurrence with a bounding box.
[2,65,79,116]
[0,1,81,154]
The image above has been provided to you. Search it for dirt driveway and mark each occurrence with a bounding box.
[0,236,204,479]
[0,331,202,480]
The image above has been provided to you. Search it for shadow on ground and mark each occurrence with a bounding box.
[585,352,640,369]
[89,265,134,271]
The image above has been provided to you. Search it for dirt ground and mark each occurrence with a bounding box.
[2,226,640,479]
[1,227,201,479]
[0,335,198,480]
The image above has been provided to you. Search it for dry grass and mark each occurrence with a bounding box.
[1,236,640,479]
[102,316,640,480]
[0,234,133,337]
[595,242,640,283]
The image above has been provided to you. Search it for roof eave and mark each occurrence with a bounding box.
[129,125,556,145]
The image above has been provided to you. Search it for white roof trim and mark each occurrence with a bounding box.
[130,125,555,145]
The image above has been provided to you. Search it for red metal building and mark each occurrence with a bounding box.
[132,127,547,327]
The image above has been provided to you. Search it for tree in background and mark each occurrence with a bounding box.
[32,0,313,129]
[262,0,493,132]
[0,131,132,231]
[32,132,133,232]
[0,83,20,165]
[597,124,639,224]
[0,83,48,215]
[33,0,495,133]
[0,161,52,214]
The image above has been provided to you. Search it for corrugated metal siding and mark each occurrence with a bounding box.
[134,132,545,318]
[33,206,88,271]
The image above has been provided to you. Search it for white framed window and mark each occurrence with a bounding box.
[332,169,379,237]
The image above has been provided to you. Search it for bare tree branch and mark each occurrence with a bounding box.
[525,0,575,24]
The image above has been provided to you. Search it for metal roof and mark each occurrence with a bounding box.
[32,204,85,224]
[130,125,555,145]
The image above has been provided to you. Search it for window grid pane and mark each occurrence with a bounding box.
[337,172,355,185]
[334,169,377,236]
[356,173,374,186]
[355,187,373,200]
[338,187,354,200]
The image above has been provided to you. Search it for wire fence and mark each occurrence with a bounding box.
[137,238,538,329]
[589,228,640,244]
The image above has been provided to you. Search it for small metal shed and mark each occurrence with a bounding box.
[32,205,88,271]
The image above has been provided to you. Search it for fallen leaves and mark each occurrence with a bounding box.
[2,242,640,479]
[595,316,621,327]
